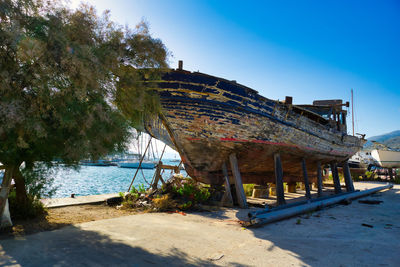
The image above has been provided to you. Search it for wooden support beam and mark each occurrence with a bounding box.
[158,176,166,186]
[330,162,342,194]
[221,163,233,207]
[273,153,286,205]
[316,161,323,197]
[159,164,180,173]
[343,161,355,192]
[152,163,163,190]
[301,158,311,199]
[229,153,248,208]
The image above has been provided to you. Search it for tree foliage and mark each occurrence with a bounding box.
[0,0,168,214]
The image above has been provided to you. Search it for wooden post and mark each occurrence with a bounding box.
[330,162,342,194]
[301,158,311,199]
[221,163,233,207]
[343,161,355,192]
[287,182,296,193]
[229,154,248,208]
[273,153,286,205]
[269,183,276,196]
[316,161,323,197]
[152,163,163,190]
[0,167,14,227]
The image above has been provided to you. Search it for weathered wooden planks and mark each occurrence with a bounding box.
[145,69,365,186]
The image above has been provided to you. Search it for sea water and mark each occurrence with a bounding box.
[50,160,185,198]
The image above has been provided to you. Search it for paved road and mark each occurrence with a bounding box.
[1,182,399,266]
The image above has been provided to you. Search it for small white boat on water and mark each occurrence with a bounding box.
[80,159,113,166]
[371,149,400,168]
[117,160,156,169]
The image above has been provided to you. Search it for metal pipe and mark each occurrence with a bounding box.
[249,191,353,218]
[249,183,393,226]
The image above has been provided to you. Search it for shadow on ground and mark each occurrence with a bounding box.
[240,185,400,266]
[0,224,246,267]
[1,183,399,266]
[0,214,69,240]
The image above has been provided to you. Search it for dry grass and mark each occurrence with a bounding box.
[0,203,136,239]
[152,194,177,211]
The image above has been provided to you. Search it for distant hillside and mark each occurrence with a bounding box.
[364,130,400,150]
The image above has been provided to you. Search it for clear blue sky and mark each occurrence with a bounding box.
[72,0,400,140]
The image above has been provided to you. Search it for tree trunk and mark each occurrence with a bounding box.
[0,166,15,226]
[13,167,29,206]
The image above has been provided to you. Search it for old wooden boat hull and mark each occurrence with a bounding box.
[144,70,365,185]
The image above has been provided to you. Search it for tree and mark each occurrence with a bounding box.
[0,0,168,221]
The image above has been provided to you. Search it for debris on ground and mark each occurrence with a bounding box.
[358,199,383,205]
[106,196,123,206]
[384,224,393,229]
[208,253,224,261]
[114,174,220,213]
[361,223,374,228]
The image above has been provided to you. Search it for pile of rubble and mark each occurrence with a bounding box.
[113,174,219,212]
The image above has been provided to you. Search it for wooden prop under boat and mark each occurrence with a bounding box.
[144,66,366,185]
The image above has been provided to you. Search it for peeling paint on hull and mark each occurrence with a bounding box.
[145,70,365,185]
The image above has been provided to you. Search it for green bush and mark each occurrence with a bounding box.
[8,190,47,220]
[22,162,58,199]
[243,184,255,196]
[172,178,210,203]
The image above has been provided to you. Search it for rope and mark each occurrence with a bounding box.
[150,140,156,160]
[127,136,153,192]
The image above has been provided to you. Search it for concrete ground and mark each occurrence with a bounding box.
[41,193,120,208]
[1,182,399,267]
